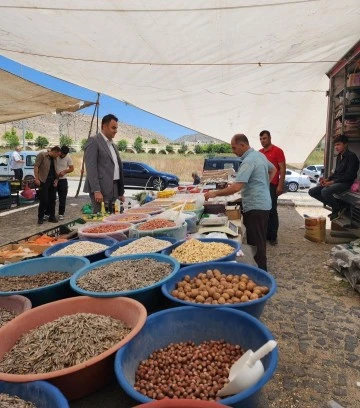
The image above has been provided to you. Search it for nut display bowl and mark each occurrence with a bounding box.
[0,296,147,400]
[161,238,240,266]
[0,380,69,408]
[104,237,178,257]
[0,256,89,307]
[70,253,180,313]
[114,306,278,408]
[161,262,276,319]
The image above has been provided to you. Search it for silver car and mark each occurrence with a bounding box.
[285,169,311,192]
[301,164,324,182]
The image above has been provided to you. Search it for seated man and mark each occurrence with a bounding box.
[308,134,359,221]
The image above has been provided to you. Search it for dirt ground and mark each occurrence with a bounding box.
[0,198,359,408]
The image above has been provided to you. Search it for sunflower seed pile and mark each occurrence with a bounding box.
[0,271,71,291]
[0,313,131,374]
[0,307,17,328]
[0,393,36,407]
[76,258,172,292]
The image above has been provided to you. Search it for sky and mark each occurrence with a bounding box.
[0,56,196,140]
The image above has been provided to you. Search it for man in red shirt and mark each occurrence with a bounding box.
[259,130,286,245]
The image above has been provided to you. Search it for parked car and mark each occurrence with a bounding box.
[122,161,179,190]
[0,150,39,187]
[285,169,311,192]
[301,164,324,182]
[203,157,242,172]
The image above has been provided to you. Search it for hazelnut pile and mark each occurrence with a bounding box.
[171,270,269,305]
[134,340,244,400]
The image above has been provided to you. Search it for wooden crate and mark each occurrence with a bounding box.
[0,244,42,264]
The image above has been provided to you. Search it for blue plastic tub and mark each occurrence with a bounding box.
[105,236,179,257]
[0,256,89,307]
[0,380,69,407]
[161,262,276,319]
[70,253,180,313]
[42,237,118,263]
[161,238,240,266]
[114,306,278,408]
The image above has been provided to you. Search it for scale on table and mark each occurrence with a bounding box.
[198,220,239,237]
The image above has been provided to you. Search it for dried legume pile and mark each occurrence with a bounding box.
[83,224,131,233]
[111,214,148,222]
[111,236,173,256]
[127,207,162,214]
[172,269,269,305]
[0,308,17,328]
[137,219,176,230]
[50,241,108,256]
[0,313,131,374]
[170,239,234,263]
[135,340,244,400]
[0,393,36,407]
[77,258,173,292]
[0,271,71,291]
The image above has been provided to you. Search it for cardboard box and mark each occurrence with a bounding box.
[226,206,241,220]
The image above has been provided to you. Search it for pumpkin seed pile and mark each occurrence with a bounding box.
[0,307,17,328]
[0,313,131,374]
[0,393,36,407]
[0,271,71,292]
[77,258,173,292]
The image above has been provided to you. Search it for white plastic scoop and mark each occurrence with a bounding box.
[217,340,277,397]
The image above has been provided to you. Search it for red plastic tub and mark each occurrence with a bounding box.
[0,296,147,400]
[0,295,32,316]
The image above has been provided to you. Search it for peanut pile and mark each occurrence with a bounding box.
[83,223,131,233]
[137,219,176,230]
[134,340,244,400]
[171,269,269,304]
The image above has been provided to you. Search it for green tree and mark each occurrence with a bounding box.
[80,138,88,151]
[134,136,143,153]
[165,144,174,153]
[3,128,20,148]
[35,136,49,149]
[148,148,156,154]
[59,134,73,147]
[117,139,128,152]
[194,144,203,154]
[143,139,148,144]
[25,131,34,140]
[150,138,159,144]
[178,142,188,154]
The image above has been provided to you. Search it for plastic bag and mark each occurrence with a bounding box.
[153,209,185,226]
[350,179,360,193]
[82,204,93,214]
[21,184,34,199]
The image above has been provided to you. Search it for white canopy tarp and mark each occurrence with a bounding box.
[0,0,359,164]
[0,68,95,123]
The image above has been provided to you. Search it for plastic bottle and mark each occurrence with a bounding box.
[114,199,120,214]
[100,201,106,214]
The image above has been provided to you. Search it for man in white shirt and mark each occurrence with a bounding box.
[10,146,25,183]
[56,145,74,220]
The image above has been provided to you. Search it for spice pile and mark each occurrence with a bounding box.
[127,207,162,215]
[170,239,234,263]
[0,271,71,291]
[0,313,131,374]
[110,236,173,256]
[108,214,148,223]
[76,258,173,292]
[83,224,131,233]
[171,270,269,304]
[134,340,244,400]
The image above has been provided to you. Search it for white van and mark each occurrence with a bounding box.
[0,150,39,185]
